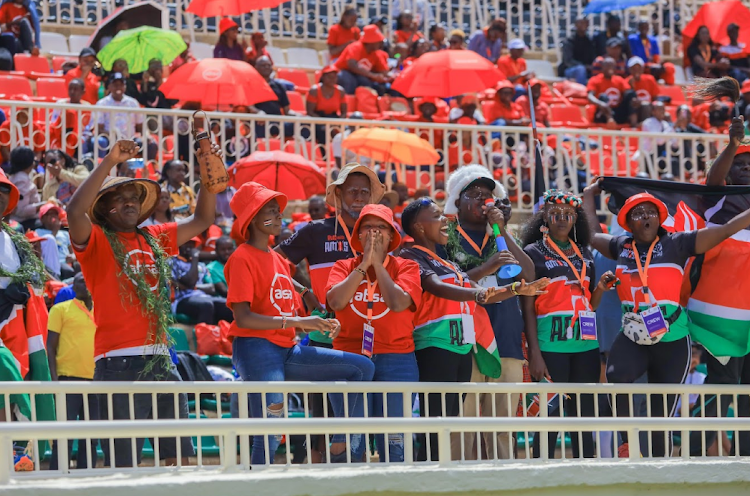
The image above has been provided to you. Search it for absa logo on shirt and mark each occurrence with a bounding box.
[349,281,390,320]
[357,59,373,71]
[123,249,159,291]
[269,273,295,316]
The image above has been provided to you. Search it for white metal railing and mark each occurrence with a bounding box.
[33,0,750,58]
[0,100,726,214]
[1,380,749,483]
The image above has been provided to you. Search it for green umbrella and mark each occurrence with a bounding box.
[97,26,188,74]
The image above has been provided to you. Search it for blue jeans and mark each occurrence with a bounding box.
[564,65,588,85]
[352,352,419,463]
[232,337,375,465]
[337,70,384,95]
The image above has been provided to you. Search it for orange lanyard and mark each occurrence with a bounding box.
[337,216,358,257]
[363,256,389,323]
[412,245,464,287]
[632,236,659,306]
[456,224,489,256]
[642,37,651,61]
[699,45,712,62]
[72,299,95,323]
[545,237,587,293]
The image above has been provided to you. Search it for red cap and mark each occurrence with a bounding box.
[737,142,750,156]
[742,79,750,95]
[25,230,45,243]
[617,192,668,232]
[219,18,239,35]
[527,78,543,88]
[350,204,402,253]
[0,168,19,217]
[321,65,338,75]
[39,202,64,220]
[230,182,288,241]
[496,80,514,91]
[361,24,385,44]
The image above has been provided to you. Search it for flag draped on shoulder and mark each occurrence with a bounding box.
[473,305,502,378]
[601,176,750,357]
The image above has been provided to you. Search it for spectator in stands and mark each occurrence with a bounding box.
[488,81,530,127]
[719,23,750,83]
[245,32,272,66]
[674,105,705,135]
[161,160,196,220]
[0,0,38,55]
[393,10,424,48]
[41,149,89,205]
[676,343,706,416]
[65,47,102,105]
[215,185,235,229]
[206,235,233,298]
[688,25,729,79]
[415,98,445,147]
[214,17,245,61]
[592,37,628,77]
[110,59,140,100]
[516,79,550,127]
[429,23,447,51]
[641,101,676,155]
[627,56,658,104]
[587,57,632,125]
[402,38,429,68]
[170,237,233,325]
[467,20,504,63]
[335,24,391,95]
[36,203,75,279]
[92,72,149,157]
[307,65,347,143]
[328,7,360,58]
[249,55,302,138]
[8,146,41,229]
[67,139,222,467]
[139,188,173,227]
[97,19,128,51]
[450,93,485,124]
[391,182,409,225]
[50,79,93,149]
[559,17,596,85]
[138,59,176,110]
[332,111,367,167]
[628,18,675,85]
[307,195,327,220]
[169,42,195,73]
[593,14,630,58]
[497,38,534,87]
[448,29,465,50]
[47,272,98,470]
[327,203,422,463]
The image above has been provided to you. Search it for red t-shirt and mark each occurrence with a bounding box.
[334,41,388,73]
[586,73,628,107]
[487,101,524,122]
[326,256,422,355]
[628,74,659,103]
[497,55,528,83]
[515,95,550,124]
[394,30,424,44]
[225,244,297,347]
[0,3,27,25]
[65,66,102,105]
[327,24,361,46]
[199,224,223,252]
[74,223,178,357]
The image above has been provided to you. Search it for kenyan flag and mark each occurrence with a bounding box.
[474,306,502,378]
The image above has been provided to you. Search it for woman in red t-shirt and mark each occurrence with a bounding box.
[393,10,424,47]
[326,204,422,463]
[327,7,360,58]
[307,65,347,143]
[226,181,375,465]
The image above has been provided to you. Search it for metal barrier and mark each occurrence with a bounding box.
[33,0,743,59]
[0,100,726,214]
[1,380,749,482]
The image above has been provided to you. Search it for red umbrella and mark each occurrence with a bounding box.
[160,58,277,106]
[227,151,326,200]
[391,50,506,98]
[682,0,750,65]
[187,0,286,17]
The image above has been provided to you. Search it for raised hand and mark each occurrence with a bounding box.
[104,140,141,165]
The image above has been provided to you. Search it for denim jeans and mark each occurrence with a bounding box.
[352,352,419,463]
[564,65,589,85]
[232,337,375,465]
[337,70,384,95]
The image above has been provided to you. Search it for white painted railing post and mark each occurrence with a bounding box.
[0,435,10,485]
[438,428,451,466]
[628,428,641,462]
[223,431,238,471]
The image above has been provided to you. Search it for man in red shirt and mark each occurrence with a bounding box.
[488,80,530,126]
[587,57,634,125]
[335,24,391,94]
[627,56,658,125]
[497,38,535,86]
[64,47,102,104]
[516,79,550,126]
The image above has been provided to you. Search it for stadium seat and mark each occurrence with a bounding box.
[266,45,285,66]
[168,326,192,352]
[0,75,33,97]
[287,90,306,114]
[51,55,76,72]
[318,49,331,67]
[13,54,53,78]
[526,59,563,82]
[658,85,687,106]
[283,139,324,163]
[190,41,213,60]
[276,68,310,94]
[40,32,69,53]
[36,77,68,100]
[549,105,590,128]
[255,138,282,151]
[286,47,321,69]
[68,34,90,54]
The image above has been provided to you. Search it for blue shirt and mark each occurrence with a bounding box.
[467,30,502,62]
[170,257,211,312]
[36,228,70,265]
[213,43,245,61]
[628,34,660,62]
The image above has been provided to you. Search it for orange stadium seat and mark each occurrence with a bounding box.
[0,75,33,98]
[13,54,55,79]
[276,68,311,94]
[287,90,306,115]
[36,77,68,100]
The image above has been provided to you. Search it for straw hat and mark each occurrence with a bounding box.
[88,176,161,226]
[325,163,385,209]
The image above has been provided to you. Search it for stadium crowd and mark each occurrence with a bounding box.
[2,1,750,472]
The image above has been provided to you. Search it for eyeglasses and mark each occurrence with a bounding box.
[629,206,659,221]
[462,188,493,202]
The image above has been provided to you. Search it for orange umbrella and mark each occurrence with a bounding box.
[187,0,286,17]
[342,128,439,165]
[227,151,326,200]
[391,50,505,98]
[160,58,277,107]
[682,1,750,65]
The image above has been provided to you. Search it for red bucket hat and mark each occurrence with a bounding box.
[230,181,287,241]
[361,24,385,44]
[219,18,239,35]
[617,192,668,232]
[351,204,402,253]
[0,168,19,217]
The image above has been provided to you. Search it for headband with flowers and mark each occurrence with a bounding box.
[543,189,582,208]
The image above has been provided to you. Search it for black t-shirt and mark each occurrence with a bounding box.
[525,240,596,293]
[255,79,290,116]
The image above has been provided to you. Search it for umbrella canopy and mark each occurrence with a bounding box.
[87,0,168,52]
[187,0,286,17]
[342,128,439,165]
[97,26,187,73]
[682,0,750,64]
[160,58,277,106]
[583,0,658,15]
[228,151,326,200]
[391,50,505,98]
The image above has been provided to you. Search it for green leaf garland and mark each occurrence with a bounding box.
[0,223,46,288]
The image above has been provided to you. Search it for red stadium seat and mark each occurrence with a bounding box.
[0,75,33,98]
[276,68,311,94]
[255,138,282,151]
[52,56,76,73]
[36,77,68,100]
[658,85,687,106]
[13,54,54,79]
[287,90,306,114]
[549,105,589,128]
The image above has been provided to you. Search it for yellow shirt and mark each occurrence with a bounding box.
[48,299,96,379]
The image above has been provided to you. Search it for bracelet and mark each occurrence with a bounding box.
[354,267,367,278]
[281,316,287,329]
[510,282,520,296]
[298,287,310,297]
[474,289,484,303]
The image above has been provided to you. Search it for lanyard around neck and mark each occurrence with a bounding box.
[456,224,489,256]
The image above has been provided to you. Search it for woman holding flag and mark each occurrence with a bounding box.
[399,197,548,461]
[520,189,616,459]
[583,177,750,458]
